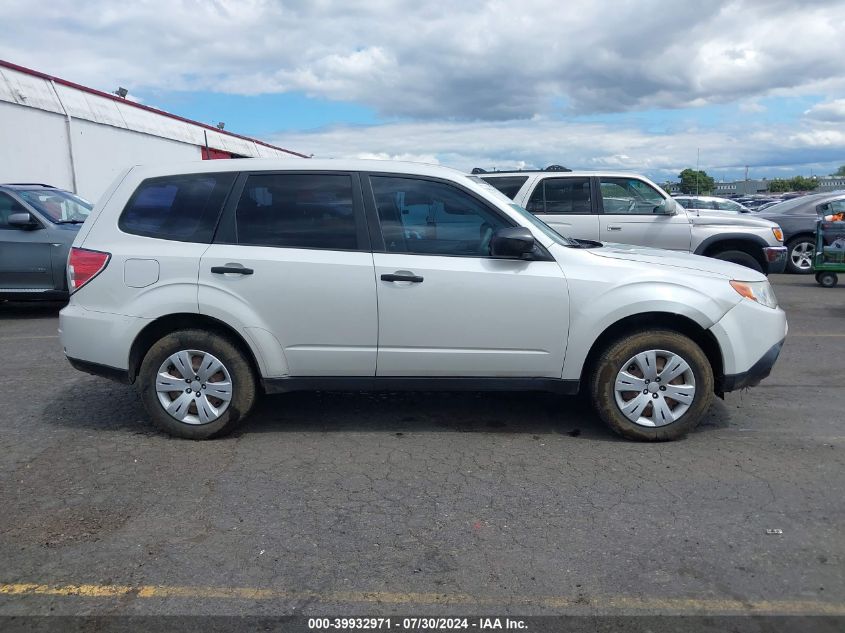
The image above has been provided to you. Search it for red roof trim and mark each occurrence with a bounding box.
[0,58,310,159]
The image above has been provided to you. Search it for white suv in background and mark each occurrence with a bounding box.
[60,160,787,441]
[478,171,788,274]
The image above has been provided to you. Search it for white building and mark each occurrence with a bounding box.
[0,60,307,202]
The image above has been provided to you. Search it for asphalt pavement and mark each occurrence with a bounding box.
[0,274,842,618]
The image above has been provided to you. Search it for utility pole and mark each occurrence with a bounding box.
[696,148,700,195]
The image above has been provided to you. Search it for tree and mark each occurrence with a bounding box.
[678,168,715,194]
[789,176,819,191]
[768,179,790,192]
[831,165,845,177]
[767,176,819,193]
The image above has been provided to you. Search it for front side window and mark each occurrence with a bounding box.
[0,192,27,229]
[526,177,592,214]
[481,176,528,200]
[234,174,357,250]
[120,173,235,242]
[599,178,666,215]
[371,176,510,256]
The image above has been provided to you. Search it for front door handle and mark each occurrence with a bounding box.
[607,225,622,231]
[381,272,424,283]
[211,265,254,275]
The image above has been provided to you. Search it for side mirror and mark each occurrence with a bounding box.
[491,227,535,258]
[7,212,40,229]
[654,199,677,216]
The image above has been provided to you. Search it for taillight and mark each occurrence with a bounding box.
[68,247,110,293]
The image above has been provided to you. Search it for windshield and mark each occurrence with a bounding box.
[16,189,93,222]
[466,176,577,246]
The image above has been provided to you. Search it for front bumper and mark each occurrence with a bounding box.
[762,246,787,274]
[719,339,784,392]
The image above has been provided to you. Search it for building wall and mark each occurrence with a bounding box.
[0,101,75,191]
[0,101,201,201]
[0,61,307,203]
[71,118,200,201]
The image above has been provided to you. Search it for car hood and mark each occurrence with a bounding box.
[585,242,768,281]
[688,211,780,229]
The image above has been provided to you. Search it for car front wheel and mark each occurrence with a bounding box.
[590,330,714,441]
[137,329,257,439]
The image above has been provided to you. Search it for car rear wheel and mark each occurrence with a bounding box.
[712,250,763,273]
[786,237,815,274]
[590,330,714,441]
[137,329,257,439]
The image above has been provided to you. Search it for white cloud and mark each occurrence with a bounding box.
[273,117,845,180]
[1,0,844,120]
[804,99,845,122]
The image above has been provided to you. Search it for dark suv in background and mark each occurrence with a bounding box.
[758,193,845,274]
[0,184,92,301]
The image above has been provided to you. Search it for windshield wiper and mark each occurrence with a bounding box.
[567,238,603,249]
[55,219,85,224]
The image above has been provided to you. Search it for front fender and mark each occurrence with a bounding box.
[561,277,740,380]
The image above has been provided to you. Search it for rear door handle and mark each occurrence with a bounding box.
[607,225,622,231]
[211,265,254,275]
[381,272,424,283]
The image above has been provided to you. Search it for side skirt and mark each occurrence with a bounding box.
[261,376,580,395]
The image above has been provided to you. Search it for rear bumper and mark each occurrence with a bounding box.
[762,246,787,274]
[719,339,783,392]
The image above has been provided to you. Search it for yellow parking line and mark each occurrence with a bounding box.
[1,582,843,614]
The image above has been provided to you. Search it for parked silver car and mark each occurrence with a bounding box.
[0,184,92,301]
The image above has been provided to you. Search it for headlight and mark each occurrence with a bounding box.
[772,227,784,242]
[730,280,778,309]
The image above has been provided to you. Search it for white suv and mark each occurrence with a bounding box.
[59,160,787,441]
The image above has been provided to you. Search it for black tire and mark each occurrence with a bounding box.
[589,329,714,441]
[816,272,839,288]
[712,250,763,273]
[786,237,815,274]
[137,329,257,439]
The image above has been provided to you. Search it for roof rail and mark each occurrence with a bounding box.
[3,183,57,188]
[470,165,572,174]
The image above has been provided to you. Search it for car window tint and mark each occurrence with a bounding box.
[371,176,510,256]
[526,178,591,214]
[234,174,357,250]
[0,192,27,229]
[600,178,665,215]
[119,173,235,242]
[480,176,528,199]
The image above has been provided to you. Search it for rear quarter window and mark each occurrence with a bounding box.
[119,173,236,242]
[480,176,528,199]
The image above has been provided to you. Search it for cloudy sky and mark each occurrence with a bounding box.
[3,0,844,181]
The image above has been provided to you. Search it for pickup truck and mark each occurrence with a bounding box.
[478,171,787,274]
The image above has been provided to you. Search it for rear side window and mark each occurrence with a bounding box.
[119,173,235,242]
[481,176,528,199]
[526,177,592,214]
[233,174,358,250]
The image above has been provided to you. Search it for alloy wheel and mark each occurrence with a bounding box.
[790,241,814,271]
